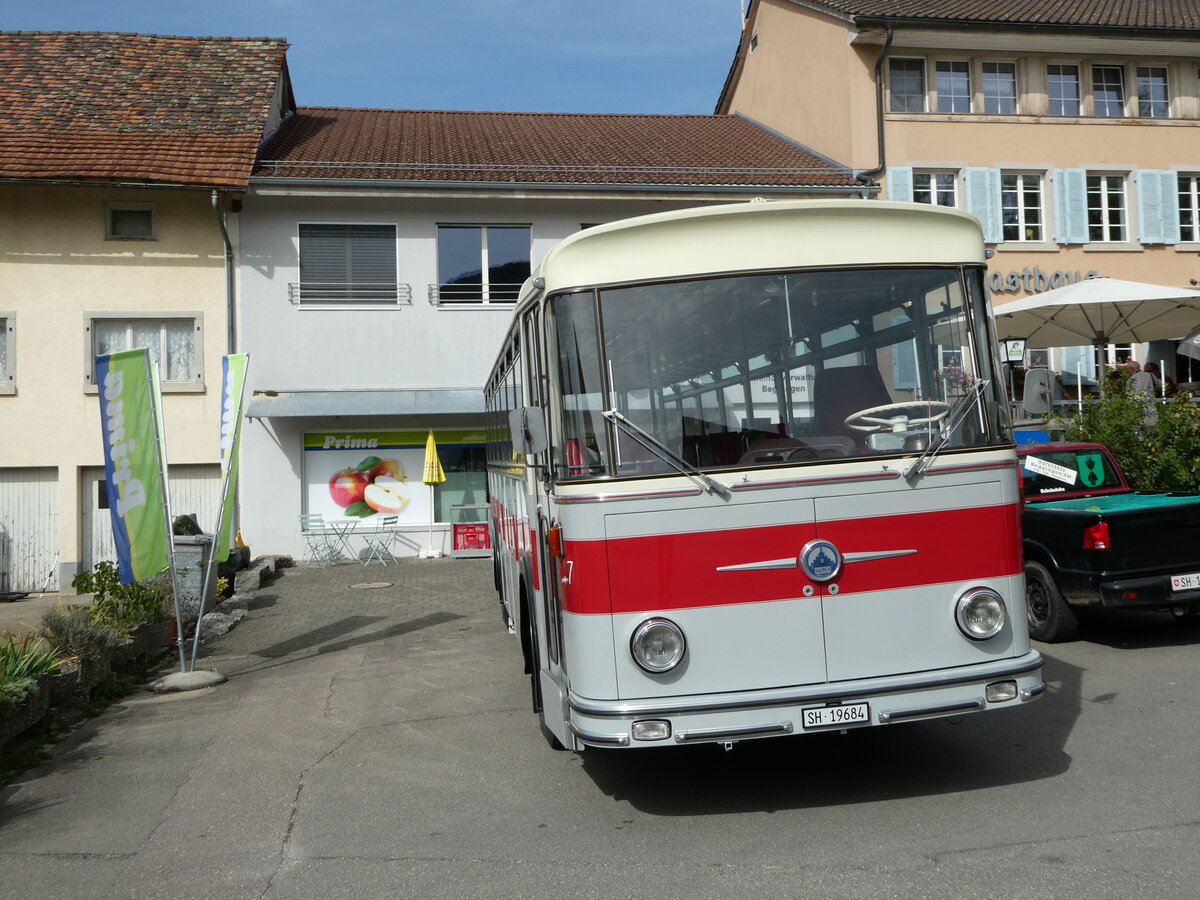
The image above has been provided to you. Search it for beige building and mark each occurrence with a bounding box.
[719,0,1200,379]
[0,33,291,592]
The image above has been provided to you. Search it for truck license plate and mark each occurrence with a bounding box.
[1171,571,1200,592]
[801,702,870,730]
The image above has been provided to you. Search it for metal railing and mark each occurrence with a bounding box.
[427,283,523,307]
[288,283,413,307]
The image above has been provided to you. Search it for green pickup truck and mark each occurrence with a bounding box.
[1018,442,1200,641]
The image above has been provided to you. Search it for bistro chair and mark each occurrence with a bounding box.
[298,513,340,567]
[362,515,399,565]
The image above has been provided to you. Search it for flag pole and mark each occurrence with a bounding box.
[148,359,188,673]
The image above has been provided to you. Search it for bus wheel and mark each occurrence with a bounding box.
[1025,561,1077,642]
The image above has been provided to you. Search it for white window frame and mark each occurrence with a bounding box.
[433,224,532,307]
[887,57,927,113]
[104,202,157,241]
[934,59,972,113]
[1047,62,1081,116]
[912,171,959,207]
[1136,64,1171,118]
[981,60,1018,114]
[1178,173,1200,244]
[1086,172,1130,243]
[1000,172,1045,243]
[84,312,204,393]
[1090,63,1127,117]
[0,312,13,395]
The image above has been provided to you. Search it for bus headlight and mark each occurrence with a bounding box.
[630,618,686,673]
[955,588,1006,640]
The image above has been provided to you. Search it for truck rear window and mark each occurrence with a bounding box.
[1020,449,1124,497]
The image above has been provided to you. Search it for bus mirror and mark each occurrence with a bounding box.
[509,407,548,455]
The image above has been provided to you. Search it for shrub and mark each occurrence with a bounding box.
[1056,372,1200,491]
[71,562,172,631]
[0,632,62,711]
[40,606,127,663]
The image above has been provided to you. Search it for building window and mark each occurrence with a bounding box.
[0,314,12,394]
[983,62,1017,114]
[1137,66,1170,118]
[435,225,531,304]
[1179,175,1200,242]
[1048,64,1081,115]
[935,61,971,113]
[1092,65,1126,117]
[1001,174,1044,242]
[105,203,156,240]
[1087,174,1127,242]
[913,172,958,207]
[888,58,926,112]
[297,224,398,303]
[87,315,201,387]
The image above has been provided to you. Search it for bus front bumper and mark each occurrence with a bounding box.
[565,650,1044,749]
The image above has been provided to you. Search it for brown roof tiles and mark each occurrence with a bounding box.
[816,1,1200,30]
[0,32,289,188]
[254,108,859,188]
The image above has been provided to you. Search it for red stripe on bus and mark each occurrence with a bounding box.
[559,504,1021,615]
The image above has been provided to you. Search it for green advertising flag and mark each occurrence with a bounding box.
[215,354,249,563]
[95,348,170,582]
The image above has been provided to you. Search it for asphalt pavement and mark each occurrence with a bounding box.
[2,556,1200,899]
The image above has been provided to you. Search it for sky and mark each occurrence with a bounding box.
[3,0,746,114]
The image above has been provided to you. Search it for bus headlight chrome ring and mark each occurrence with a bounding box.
[630,618,686,673]
[955,588,1006,640]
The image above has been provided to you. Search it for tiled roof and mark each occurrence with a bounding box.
[815,1,1200,30]
[0,32,290,188]
[253,108,859,189]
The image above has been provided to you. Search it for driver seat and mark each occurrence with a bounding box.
[813,365,891,446]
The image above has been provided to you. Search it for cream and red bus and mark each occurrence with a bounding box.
[484,199,1044,751]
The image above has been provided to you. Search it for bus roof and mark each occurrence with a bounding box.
[525,199,985,301]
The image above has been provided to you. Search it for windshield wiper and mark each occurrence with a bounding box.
[904,379,989,483]
[601,409,732,499]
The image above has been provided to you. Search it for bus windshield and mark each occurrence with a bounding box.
[550,265,1006,480]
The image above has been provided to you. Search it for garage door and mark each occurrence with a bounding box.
[0,467,58,593]
[83,464,221,572]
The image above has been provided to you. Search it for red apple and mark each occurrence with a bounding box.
[328,468,369,507]
[367,457,405,483]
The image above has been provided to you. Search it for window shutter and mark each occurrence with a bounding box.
[891,314,917,389]
[965,167,1001,243]
[1053,169,1088,244]
[887,167,914,202]
[1160,171,1181,244]
[1138,170,1164,244]
[348,225,397,295]
[1060,346,1096,381]
[299,224,350,285]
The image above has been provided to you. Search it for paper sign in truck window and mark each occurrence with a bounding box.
[1023,455,1078,485]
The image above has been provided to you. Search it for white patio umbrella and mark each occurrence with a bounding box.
[992,276,1200,350]
[993,276,1200,400]
[1179,325,1200,381]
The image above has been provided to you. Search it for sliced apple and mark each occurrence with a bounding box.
[363,475,409,514]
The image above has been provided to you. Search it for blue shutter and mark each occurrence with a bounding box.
[1053,169,1088,244]
[965,167,1002,243]
[891,314,917,389]
[1138,170,1164,244]
[888,167,914,202]
[1060,346,1096,381]
[1161,171,1181,244]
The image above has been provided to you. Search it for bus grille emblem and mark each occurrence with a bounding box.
[800,539,842,582]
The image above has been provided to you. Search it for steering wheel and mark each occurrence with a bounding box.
[845,401,952,433]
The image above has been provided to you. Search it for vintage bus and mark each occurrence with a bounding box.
[484,199,1044,751]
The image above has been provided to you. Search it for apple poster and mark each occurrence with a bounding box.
[304,432,431,526]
